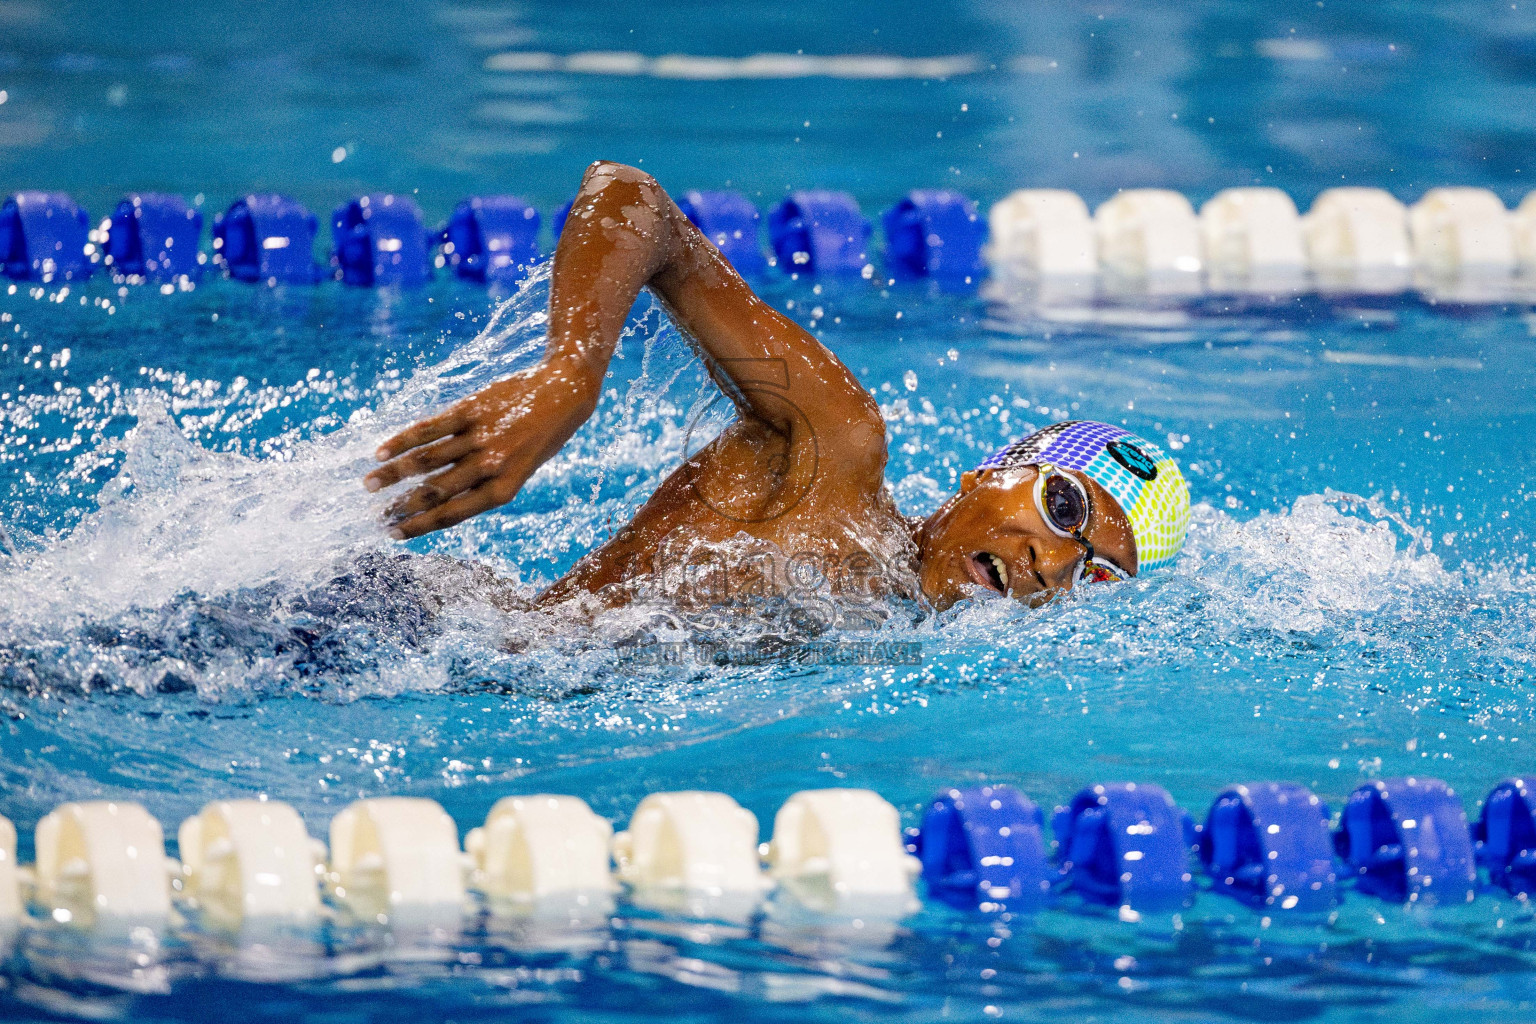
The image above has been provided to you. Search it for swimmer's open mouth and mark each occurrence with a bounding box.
[965,551,1009,595]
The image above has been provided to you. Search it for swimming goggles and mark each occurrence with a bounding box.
[1029,463,1131,585]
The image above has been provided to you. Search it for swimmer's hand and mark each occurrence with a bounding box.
[362,365,595,538]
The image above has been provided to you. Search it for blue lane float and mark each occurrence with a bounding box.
[212,195,319,284]
[0,191,93,282]
[1199,782,1338,911]
[768,191,872,275]
[105,193,203,281]
[442,196,540,284]
[1334,777,1476,905]
[331,193,431,288]
[1054,782,1195,909]
[1474,778,1536,898]
[914,784,1054,910]
[677,189,765,275]
[881,189,986,282]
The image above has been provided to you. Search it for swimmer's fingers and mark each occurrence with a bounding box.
[364,434,477,492]
[390,477,512,539]
[385,453,511,524]
[373,407,469,463]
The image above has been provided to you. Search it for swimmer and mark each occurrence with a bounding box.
[364,162,1190,611]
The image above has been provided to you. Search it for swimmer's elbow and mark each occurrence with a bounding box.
[585,159,646,178]
[582,160,662,197]
[571,161,674,244]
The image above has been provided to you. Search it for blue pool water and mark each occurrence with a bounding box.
[4,1,1536,1020]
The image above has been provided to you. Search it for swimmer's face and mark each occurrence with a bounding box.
[916,465,1137,611]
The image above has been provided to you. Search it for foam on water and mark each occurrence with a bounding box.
[0,272,550,618]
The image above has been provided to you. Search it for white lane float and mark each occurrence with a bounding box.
[1199,187,1307,289]
[328,797,466,921]
[986,189,1098,276]
[177,799,324,928]
[1094,189,1203,279]
[1301,187,1413,293]
[766,788,920,914]
[466,794,615,903]
[612,791,768,901]
[1302,187,1413,271]
[0,814,19,920]
[1513,191,1536,272]
[34,801,175,926]
[1409,186,1515,274]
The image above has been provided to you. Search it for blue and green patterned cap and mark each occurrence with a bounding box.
[978,420,1191,570]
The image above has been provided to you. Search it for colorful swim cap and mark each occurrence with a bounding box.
[977,421,1191,571]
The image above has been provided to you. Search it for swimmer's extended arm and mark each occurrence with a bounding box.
[365,160,885,538]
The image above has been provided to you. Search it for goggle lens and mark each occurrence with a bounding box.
[1077,559,1127,584]
[1042,474,1088,534]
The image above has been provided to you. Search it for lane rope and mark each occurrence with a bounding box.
[0,774,1530,941]
[4,185,1534,299]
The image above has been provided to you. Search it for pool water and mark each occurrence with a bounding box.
[4,1,1536,1021]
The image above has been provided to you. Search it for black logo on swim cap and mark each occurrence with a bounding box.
[1106,440,1158,481]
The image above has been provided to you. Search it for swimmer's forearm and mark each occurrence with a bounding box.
[540,162,870,441]
[538,162,679,405]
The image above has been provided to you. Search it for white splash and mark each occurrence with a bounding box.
[0,267,557,630]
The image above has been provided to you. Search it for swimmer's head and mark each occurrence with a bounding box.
[915,421,1191,609]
